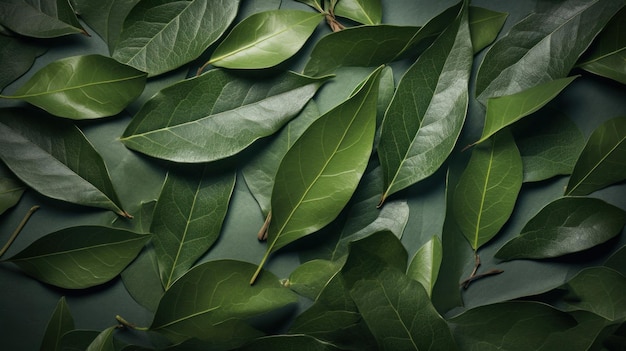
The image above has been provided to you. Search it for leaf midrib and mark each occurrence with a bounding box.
[473,143,496,250]
[10,237,145,261]
[7,74,145,99]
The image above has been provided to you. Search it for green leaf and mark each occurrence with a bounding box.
[474,76,578,145]
[561,267,626,321]
[121,70,328,163]
[296,0,323,12]
[41,297,74,351]
[160,320,264,351]
[252,66,383,282]
[85,326,116,351]
[152,166,235,290]
[468,6,507,54]
[334,0,382,25]
[605,245,626,276]
[0,35,46,91]
[0,0,86,38]
[0,163,25,215]
[5,226,150,289]
[288,259,342,300]
[407,235,442,298]
[0,108,129,216]
[238,334,342,351]
[113,0,239,76]
[565,116,626,196]
[453,129,523,250]
[207,10,323,69]
[496,197,626,260]
[60,331,101,351]
[71,0,140,52]
[378,4,472,204]
[475,0,625,104]
[121,244,163,312]
[3,55,147,119]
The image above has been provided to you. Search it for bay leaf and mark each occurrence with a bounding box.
[121,244,162,312]
[113,0,239,76]
[469,6,507,54]
[71,0,140,52]
[378,3,472,205]
[41,297,74,351]
[3,55,147,119]
[407,235,442,298]
[0,0,86,38]
[287,259,342,300]
[561,267,626,321]
[565,116,626,196]
[238,335,342,351]
[121,70,328,163]
[0,35,46,91]
[334,0,382,25]
[0,163,26,215]
[85,326,116,351]
[496,197,626,260]
[0,108,129,217]
[5,226,150,289]
[453,129,523,250]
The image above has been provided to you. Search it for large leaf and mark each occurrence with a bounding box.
[334,0,382,25]
[41,297,74,351]
[0,163,25,215]
[452,129,523,250]
[407,235,442,298]
[251,66,383,282]
[2,55,147,119]
[565,116,626,196]
[113,0,239,76]
[561,267,626,321]
[496,197,626,260]
[475,0,625,104]
[0,35,46,91]
[71,0,140,52]
[0,108,129,217]
[4,226,150,289]
[152,166,235,290]
[0,0,86,38]
[206,10,323,69]
[378,3,472,205]
[468,6,507,54]
[121,70,328,163]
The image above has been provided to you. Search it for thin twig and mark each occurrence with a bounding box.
[0,205,39,259]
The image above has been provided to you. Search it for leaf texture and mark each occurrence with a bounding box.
[0,35,46,91]
[561,267,626,321]
[407,235,442,298]
[334,0,382,25]
[40,297,74,351]
[468,6,507,54]
[72,0,140,52]
[0,0,86,38]
[0,164,25,215]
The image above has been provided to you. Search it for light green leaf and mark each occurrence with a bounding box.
[113,0,239,76]
[71,0,140,52]
[334,0,382,25]
[0,35,46,91]
[85,326,116,351]
[562,267,626,321]
[453,129,523,250]
[0,108,129,217]
[152,166,235,290]
[496,197,626,260]
[378,4,472,204]
[565,116,626,196]
[288,259,342,300]
[469,6,507,54]
[474,76,578,145]
[0,0,86,38]
[238,334,342,351]
[207,10,323,69]
[3,55,146,119]
[475,0,624,104]
[407,235,442,298]
[0,163,25,215]
[121,70,328,163]
[5,226,150,289]
[41,297,74,351]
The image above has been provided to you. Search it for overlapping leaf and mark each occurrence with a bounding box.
[0,164,25,215]
[85,326,116,351]
[41,297,74,351]
[121,244,162,312]
[407,235,442,298]
[238,335,342,351]
[287,259,342,300]
[121,69,328,163]
[72,0,140,52]
[59,331,100,351]
[0,35,46,91]
[0,0,86,38]
[334,0,382,25]
[561,267,626,321]
[468,6,507,54]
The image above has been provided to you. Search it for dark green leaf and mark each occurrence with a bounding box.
[565,116,626,196]
[71,0,140,52]
[288,259,342,300]
[334,0,382,25]
[113,0,239,76]
[0,35,46,91]
[121,70,328,163]
[207,10,323,69]
[296,0,323,12]
[238,334,342,351]
[0,163,25,215]
[85,326,116,351]
[407,235,442,298]
[0,108,129,216]
[468,6,507,54]
[59,330,100,351]
[496,197,626,260]
[453,129,523,250]
[0,0,86,38]
[6,226,150,289]
[121,244,163,312]
[378,4,472,204]
[605,245,626,276]
[562,267,626,321]
[41,297,74,351]
[4,55,147,119]
[160,320,263,351]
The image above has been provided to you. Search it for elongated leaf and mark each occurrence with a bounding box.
[565,116,626,196]
[561,267,626,321]
[453,129,523,250]
[71,0,140,52]
[579,50,626,85]
[0,108,128,216]
[239,334,342,351]
[407,235,442,298]
[3,55,146,119]
[85,327,116,351]
[0,0,86,38]
[0,35,46,91]
[121,70,328,163]
[496,197,626,260]
[334,0,381,25]
[207,10,323,69]
[288,259,342,300]
[469,6,507,54]
[475,76,578,145]
[5,226,150,289]
[378,4,472,204]
[41,297,74,351]
[475,0,625,104]
[152,166,235,290]
[113,0,239,76]
[0,164,25,215]
[121,244,163,312]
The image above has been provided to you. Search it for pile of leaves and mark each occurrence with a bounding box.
[1,0,625,350]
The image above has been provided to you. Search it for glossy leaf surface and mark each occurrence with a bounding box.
[0,108,128,216]
[407,235,442,298]
[208,10,323,69]
[378,4,472,204]
[562,267,626,321]
[288,259,342,300]
[0,0,85,38]
[85,326,116,351]
[0,35,45,91]
[453,130,523,250]
[565,116,626,196]
[41,297,74,351]
[496,197,626,260]
[6,226,150,289]
[121,70,327,163]
[113,0,239,76]
[0,164,25,215]
[72,0,140,52]
[6,55,147,119]
[334,0,382,25]
[469,6,507,54]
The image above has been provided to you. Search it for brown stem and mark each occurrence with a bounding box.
[257,211,272,241]
[460,253,503,289]
[0,205,39,259]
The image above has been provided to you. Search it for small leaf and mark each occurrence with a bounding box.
[0,35,46,91]
[334,0,382,25]
[288,259,342,300]
[85,326,116,351]
[565,116,626,196]
[121,70,328,163]
[5,226,150,289]
[207,10,323,69]
[71,0,140,52]
[0,0,86,38]
[0,163,25,215]
[4,55,147,119]
[468,6,507,54]
[41,297,74,351]
[113,0,239,76]
[496,197,626,260]
[121,244,163,312]
[562,267,626,321]
[407,235,442,298]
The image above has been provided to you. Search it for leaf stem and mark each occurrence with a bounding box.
[250,250,271,285]
[0,205,39,259]
[115,315,149,331]
[461,254,503,289]
[257,211,272,241]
